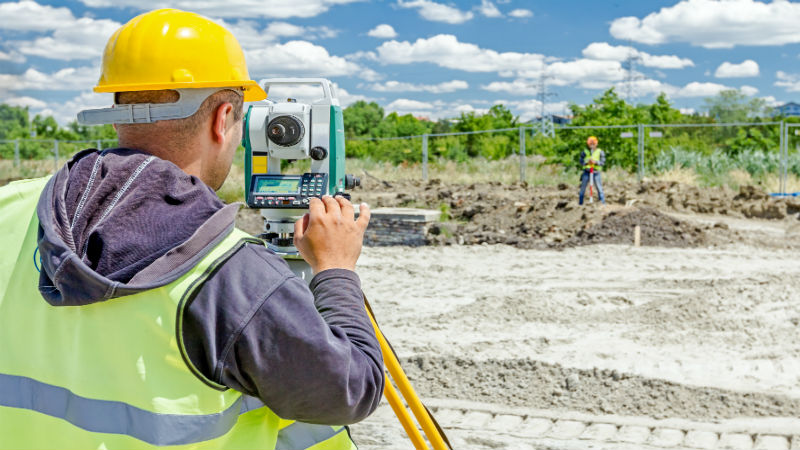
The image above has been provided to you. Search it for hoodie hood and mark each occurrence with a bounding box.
[37,148,241,306]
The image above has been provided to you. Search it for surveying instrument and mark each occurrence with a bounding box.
[243,78,450,450]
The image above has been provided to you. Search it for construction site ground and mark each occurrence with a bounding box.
[237,178,800,449]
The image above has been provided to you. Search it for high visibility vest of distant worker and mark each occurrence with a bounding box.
[0,176,355,450]
[583,148,603,171]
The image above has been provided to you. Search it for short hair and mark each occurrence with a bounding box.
[115,89,243,151]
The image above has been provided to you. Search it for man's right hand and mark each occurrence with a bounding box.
[294,195,371,275]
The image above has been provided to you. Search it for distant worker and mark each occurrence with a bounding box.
[0,9,382,449]
[579,136,606,205]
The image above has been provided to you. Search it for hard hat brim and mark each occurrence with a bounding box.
[94,80,267,102]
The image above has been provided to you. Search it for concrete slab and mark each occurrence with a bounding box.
[719,433,754,450]
[617,425,650,444]
[755,435,790,450]
[685,430,719,449]
[650,428,685,447]
[369,208,440,222]
[547,420,586,439]
[580,423,617,441]
[518,418,553,437]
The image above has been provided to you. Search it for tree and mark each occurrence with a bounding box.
[343,101,384,137]
[704,90,768,123]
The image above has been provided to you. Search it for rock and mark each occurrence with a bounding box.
[565,373,580,391]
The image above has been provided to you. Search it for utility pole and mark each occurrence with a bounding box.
[536,66,558,138]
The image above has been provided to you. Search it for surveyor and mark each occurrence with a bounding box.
[0,9,383,449]
[579,135,606,205]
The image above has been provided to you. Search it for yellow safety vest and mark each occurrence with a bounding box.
[0,176,356,450]
[583,148,602,170]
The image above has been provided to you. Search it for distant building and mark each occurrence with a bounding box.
[774,102,800,117]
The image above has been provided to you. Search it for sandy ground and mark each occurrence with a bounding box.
[347,215,800,449]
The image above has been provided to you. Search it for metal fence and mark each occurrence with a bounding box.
[3,121,798,194]
[352,121,797,194]
[0,139,119,172]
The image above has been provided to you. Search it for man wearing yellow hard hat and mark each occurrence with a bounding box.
[579,136,606,205]
[0,9,381,449]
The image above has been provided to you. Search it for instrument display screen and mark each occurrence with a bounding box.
[254,176,301,194]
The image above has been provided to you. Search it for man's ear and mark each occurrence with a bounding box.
[211,102,234,143]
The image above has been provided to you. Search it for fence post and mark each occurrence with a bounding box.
[53,139,60,172]
[96,139,102,150]
[421,134,428,182]
[780,121,786,195]
[637,124,644,181]
[14,139,20,167]
[518,126,526,183]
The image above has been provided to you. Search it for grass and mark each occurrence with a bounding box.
[5,145,800,204]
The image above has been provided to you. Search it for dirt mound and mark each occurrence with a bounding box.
[564,207,706,248]
[234,177,799,249]
[402,355,800,421]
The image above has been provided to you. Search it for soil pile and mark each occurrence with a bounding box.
[401,356,800,420]
[343,178,798,249]
[564,207,706,248]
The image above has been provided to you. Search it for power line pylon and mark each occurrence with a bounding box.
[536,68,558,138]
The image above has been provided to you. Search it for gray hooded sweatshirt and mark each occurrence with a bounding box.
[36,148,384,425]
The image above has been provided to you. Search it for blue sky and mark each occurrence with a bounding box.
[1,0,800,125]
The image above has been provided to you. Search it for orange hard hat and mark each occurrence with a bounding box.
[587,136,598,145]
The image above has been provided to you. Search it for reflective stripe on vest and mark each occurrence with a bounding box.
[0,176,356,450]
[583,148,602,170]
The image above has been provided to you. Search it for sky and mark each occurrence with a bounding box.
[1,0,800,125]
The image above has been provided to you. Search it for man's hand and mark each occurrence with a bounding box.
[294,195,371,274]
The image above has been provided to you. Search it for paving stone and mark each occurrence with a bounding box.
[754,435,790,450]
[517,418,553,437]
[456,411,492,428]
[580,423,617,441]
[685,430,719,449]
[486,414,524,432]
[617,425,650,444]
[650,428,685,447]
[547,420,586,439]
[791,435,800,450]
[719,433,754,450]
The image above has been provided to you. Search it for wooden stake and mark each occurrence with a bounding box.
[634,225,641,247]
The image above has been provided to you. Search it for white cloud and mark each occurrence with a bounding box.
[679,107,696,115]
[507,99,569,121]
[676,81,732,97]
[0,67,99,91]
[34,91,114,125]
[0,0,75,31]
[222,19,338,50]
[386,98,435,111]
[545,59,625,88]
[610,0,800,48]
[508,9,533,18]
[397,0,474,24]
[77,0,364,19]
[5,96,47,109]
[609,78,736,98]
[367,24,398,39]
[739,85,759,96]
[760,95,783,107]
[776,71,800,92]
[582,42,694,69]
[262,82,368,106]
[482,80,537,96]
[478,0,503,18]
[246,40,371,79]
[453,104,489,115]
[0,50,25,63]
[714,60,760,78]
[367,80,468,93]
[375,34,545,74]
[2,1,121,61]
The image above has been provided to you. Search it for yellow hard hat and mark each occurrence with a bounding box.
[587,136,598,145]
[94,9,266,102]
